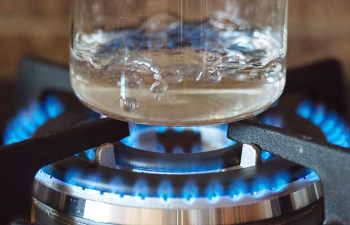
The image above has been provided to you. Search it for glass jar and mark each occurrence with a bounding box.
[70,0,288,126]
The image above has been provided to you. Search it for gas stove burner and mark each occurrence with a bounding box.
[3,87,350,225]
[2,59,350,225]
[33,153,322,225]
[24,94,329,225]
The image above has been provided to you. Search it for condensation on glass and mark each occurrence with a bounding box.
[70,0,288,126]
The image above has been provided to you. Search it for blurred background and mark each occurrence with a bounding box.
[0,0,349,81]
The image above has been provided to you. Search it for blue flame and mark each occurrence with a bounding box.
[134,179,149,200]
[271,172,290,193]
[29,102,48,126]
[182,181,199,202]
[296,100,350,148]
[155,126,167,133]
[64,168,83,187]
[155,143,166,153]
[307,170,320,181]
[121,123,234,154]
[303,168,320,182]
[261,115,284,128]
[251,177,269,198]
[174,127,185,133]
[3,95,64,145]
[85,148,96,161]
[120,136,133,147]
[65,171,105,192]
[297,100,313,119]
[51,166,297,201]
[191,144,201,153]
[228,180,248,201]
[44,95,65,119]
[87,173,105,193]
[261,150,273,161]
[206,180,224,202]
[110,177,125,197]
[157,180,174,202]
[173,146,184,154]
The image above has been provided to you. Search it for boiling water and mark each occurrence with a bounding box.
[70,16,286,125]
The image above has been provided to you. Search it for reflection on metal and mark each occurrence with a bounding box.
[95,143,116,168]
[240,144,261,168]
[32,176,322,225]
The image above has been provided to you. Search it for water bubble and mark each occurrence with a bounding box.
[228,36,255,53]
[221,55,239,64]
[150,79,168,94]
[90,52,115,70]
[206,57,218,65]
[222,51,245,63]
[129,57,160,75]
[203,53,221,65]
[267,62,283,75]
[263,62,283,82]
[219,53,246,71]
[118,71,143,89]
[157,68,183,84]
[196,69,222,83]
[180,65,201,77]
[120,97,140,112]
[248,70,260,80]
[233,73,251,82]
[118,71,142,112]
[246,57,265,67]
[133,63,152,75]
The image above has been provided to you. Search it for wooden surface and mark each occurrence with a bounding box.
[0,0,69,79]
[0,0,350,81]
[288,0,350,82]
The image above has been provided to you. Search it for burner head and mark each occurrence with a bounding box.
[32,145,322,225]
[30,102,323,225]
[8,93,345,225]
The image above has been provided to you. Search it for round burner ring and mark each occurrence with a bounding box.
[32,108,323,225]
[33,173,322,225]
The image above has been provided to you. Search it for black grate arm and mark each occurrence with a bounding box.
[228,121,350,225]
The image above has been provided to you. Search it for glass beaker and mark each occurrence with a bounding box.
[70,0,288,126]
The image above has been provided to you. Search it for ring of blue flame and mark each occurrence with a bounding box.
[3,95,64,145]
[4,97,350,202]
